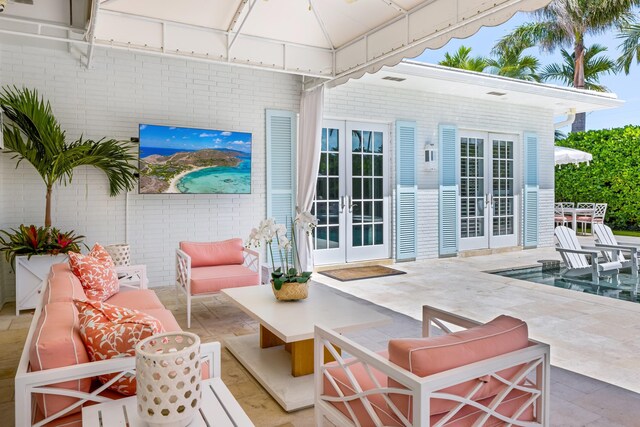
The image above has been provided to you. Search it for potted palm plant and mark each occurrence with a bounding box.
[0,86,138,313]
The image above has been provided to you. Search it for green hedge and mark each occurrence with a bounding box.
[555,126,640,231]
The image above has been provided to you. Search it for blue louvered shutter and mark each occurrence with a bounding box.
[523,132,539,247]
[266,110,297,264]
[439,124,458,256]
[396,121,417,261]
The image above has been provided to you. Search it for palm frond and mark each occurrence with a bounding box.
[618,22,640,74]
[494,21,570,54]
[51,137,138,196]
[438,46,487,72]
[539,45,617,92]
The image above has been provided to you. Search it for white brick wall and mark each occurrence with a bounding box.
[0,40,301,299]
[324,81,555,260]
[0,39,557,304]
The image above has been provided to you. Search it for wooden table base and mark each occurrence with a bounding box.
[260,325,339,377]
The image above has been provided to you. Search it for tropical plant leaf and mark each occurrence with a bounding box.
[273,278,284,290]
[0,86,139,225]
[0,224,85,269]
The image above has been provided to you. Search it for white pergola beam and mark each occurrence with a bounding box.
[85,0,101,68]
[227,0,250,32]
[308,0,335,50]
[228,0,257,51]
[379,0,407,13]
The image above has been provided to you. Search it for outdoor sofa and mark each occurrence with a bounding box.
[14,262,221,427]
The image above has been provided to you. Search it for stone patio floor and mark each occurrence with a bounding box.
[314,236,640,395]
[3,237,640,426]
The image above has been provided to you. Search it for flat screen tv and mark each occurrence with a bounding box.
[138,124,252,194]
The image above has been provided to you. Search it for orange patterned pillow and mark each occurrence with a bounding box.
[74,299,165,396]
[69,244,119,301]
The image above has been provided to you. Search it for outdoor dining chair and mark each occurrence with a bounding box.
[576,203,606,235]
[554,203,570,227]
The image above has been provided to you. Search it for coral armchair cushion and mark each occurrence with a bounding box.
[180,239,244,267]
[68,243,119,301]
[388,315,529,418]
[74,299,165,396]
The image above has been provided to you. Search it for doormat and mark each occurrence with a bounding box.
[319,265,406,282]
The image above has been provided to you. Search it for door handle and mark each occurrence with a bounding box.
[485,193,493,206]
[339,195,345,213]
[347,195,354,213]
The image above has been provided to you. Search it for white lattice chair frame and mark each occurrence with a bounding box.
[15,265,223,427]
[176,247,260,328]
[314,306,550,427]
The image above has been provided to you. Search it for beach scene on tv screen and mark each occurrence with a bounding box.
[139,124,252,194]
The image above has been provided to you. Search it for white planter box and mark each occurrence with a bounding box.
[15,254,68,315]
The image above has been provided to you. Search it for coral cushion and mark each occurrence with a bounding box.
[43,263,87,304]
[189,264,259,294]
[74,299,164,396]
[29,302,91,419]
[180,239,244,268]
[69,244,119,301]
[105,289,164,311]
[388,315,529,418]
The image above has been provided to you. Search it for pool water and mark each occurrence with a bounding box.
[492,262,640,304]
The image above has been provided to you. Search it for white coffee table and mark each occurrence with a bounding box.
[222,284,391,411]
[82,378,253,427]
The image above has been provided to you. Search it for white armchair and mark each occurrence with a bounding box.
[315,306,550,426]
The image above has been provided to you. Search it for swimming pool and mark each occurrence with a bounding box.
[491,262,640,304]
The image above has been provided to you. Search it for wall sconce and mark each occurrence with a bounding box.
[424,142,436,171]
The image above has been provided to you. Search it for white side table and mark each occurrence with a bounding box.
[82,378,254,427]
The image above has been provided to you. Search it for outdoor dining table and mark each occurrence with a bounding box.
[563,207,593,231]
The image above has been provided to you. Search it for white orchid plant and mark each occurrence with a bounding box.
[247,212,317,290]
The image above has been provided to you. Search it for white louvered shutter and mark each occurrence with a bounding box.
[439,124,459,256]
[523,132,539,247]
[266,110,297,264]
[396,121,417,261]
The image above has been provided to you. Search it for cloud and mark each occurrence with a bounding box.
[199,132,216,138]
[139,124,147,130]
[221,131,232,136]
[169,127,177,130]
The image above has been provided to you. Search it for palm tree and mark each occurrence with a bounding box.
[438,46,487,72]
[486,42,541,81]
[0,86,138,227]
[495,0,638,132]
[541,44,618,92]
[618,21,640,74]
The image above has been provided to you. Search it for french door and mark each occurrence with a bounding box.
[313,121,390,264]
[459,132,519,251]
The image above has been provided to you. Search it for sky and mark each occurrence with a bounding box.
[413,12,640,131]
[139,124,252,153]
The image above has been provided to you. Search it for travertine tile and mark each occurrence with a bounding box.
[3,258,640,426]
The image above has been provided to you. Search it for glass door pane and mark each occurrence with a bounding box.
[346,122,389,262]
[350,130,384,247]
[492,138,515,236]
[312,121,346,265]
[459,134,488,251]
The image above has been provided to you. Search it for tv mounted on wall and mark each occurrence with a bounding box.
[138,124,252,194]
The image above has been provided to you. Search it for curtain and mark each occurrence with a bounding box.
[296,84,324,272]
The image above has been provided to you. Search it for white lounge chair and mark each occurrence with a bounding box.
[593,223,639,279]
[554,226,621,284]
